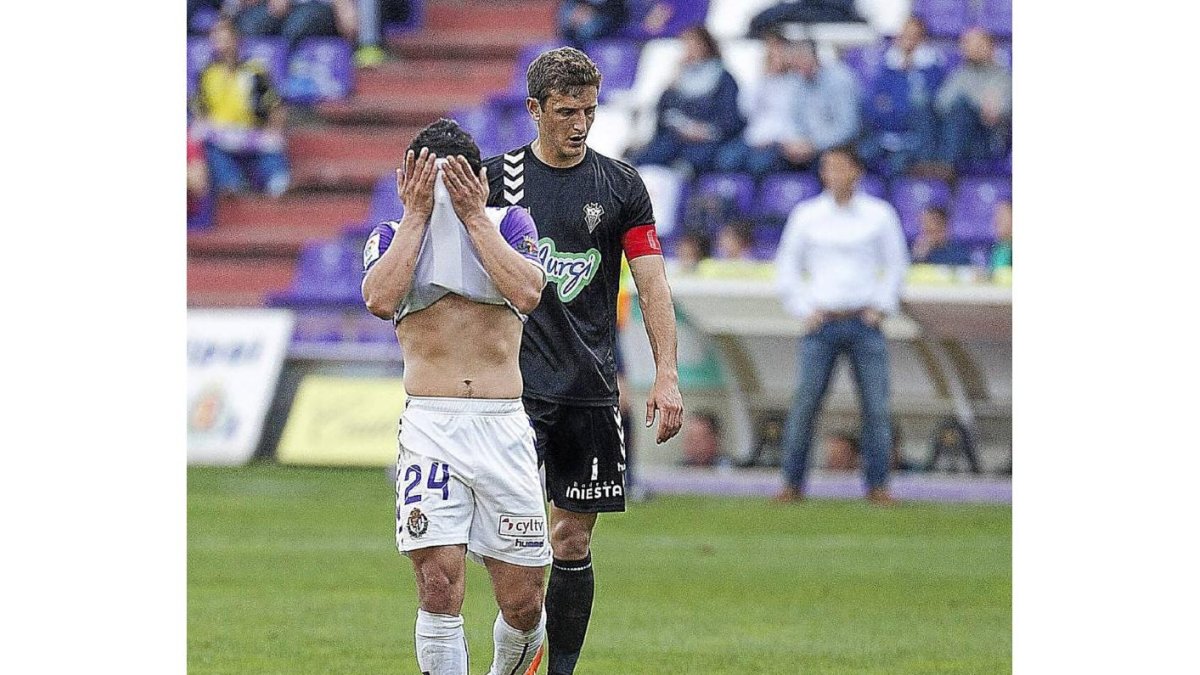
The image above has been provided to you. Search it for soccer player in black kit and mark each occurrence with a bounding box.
[483,47,684,674]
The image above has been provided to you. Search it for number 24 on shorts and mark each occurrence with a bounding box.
[401,461,451,505]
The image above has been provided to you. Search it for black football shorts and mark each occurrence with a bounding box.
[523,396,627,513]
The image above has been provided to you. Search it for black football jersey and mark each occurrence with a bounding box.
[484,144,655,405]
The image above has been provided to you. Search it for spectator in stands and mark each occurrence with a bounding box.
[187,136,210,217]
[858,16,946,177]
[557,0,628,48]
[715,219,755,261]
[929,27,1012,175]
[232,0,358,53]
[773,146,908,505]
[354,0,403,67]
[991,198,1012,269]
[713,29,804,176]
[630,26,745,175]
[780,39,861,170]
[674,231,712,274]
[911,205,971,265]
[191,17,291,197]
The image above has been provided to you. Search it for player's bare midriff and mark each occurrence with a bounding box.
[395,293,524,399]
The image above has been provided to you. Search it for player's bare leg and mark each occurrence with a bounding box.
[545,506,598,675]
[483,557,546,675]
[410,545,470,675]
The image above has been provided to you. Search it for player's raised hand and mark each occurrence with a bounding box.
[441,155,489,224]
[397,147,437,222]
[646,376,684,444]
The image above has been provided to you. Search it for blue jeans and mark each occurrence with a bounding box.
[633,131,723,174]
[714,138,790,176]
[236,1,338,52]
[781,316,892,491]
[204,140,290,196]
[937,96,1010,168]
[557,1,622,46]
[858,104,940,177]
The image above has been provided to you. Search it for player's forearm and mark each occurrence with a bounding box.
[633,263,679,380]
[463,215,544,314]
[362,216,426,319]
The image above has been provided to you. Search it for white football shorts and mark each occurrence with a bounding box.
[395,396,551,567]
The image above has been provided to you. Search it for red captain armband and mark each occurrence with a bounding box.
[622,224,662,259]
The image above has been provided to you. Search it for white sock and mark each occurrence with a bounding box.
[487,609,545,675]
[415,609,468,675]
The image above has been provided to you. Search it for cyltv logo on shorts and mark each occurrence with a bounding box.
[498,515,545,538]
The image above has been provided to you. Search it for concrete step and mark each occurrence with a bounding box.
[187,258,296,307]
[425,0,556,32]
[188,224,347,258]
[291,157,392,192]
[215,194,368,229]
[316,90,486,126]
[354,60,514,97]
[388,27,553,60]
[289,126,422,163]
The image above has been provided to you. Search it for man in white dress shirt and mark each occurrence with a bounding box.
[773,145,909,504]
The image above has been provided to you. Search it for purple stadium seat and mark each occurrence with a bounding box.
[618,0,711,40]
[913,0,971,37]
[754,173,822,222]
[243,37,290,91]
[960,155,1011,177]
[585,40,642,103]
[190,7,221,35]
[272,238,364,306]
[290,310,346,343]
[978,0,1012,38]
[751,223,784,258]
[859,174,887,199]
[367,173,404,226]
[950,178,1010,244]
[506,41,565,96]
[890,177,951,241]
[449,105,500,157]
[490,100,538,154]
[187,37,213,99]
[285,38,354,103]
[842,43,888,88]
[188,192,216,230]
[691,173,757,216]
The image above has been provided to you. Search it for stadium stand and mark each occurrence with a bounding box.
[187,0,557,306]
[189,0,1012,311]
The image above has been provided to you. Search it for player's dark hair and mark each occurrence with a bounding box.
[822,143,864,169]
[761,26,788,44]
[682,25,722,61]
[527,47,603,105]
[923,205,949,222]
[407,118,482,174]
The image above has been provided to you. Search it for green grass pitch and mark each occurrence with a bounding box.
[188,465,1010,674]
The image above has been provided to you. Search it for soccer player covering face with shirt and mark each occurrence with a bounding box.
[362,119,552,675]
[482,48,684,674]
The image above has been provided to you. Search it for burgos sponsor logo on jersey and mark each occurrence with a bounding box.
[498,514,545,539]
[538,238,601,303]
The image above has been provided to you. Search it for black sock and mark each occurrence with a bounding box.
[545,553,594,675]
